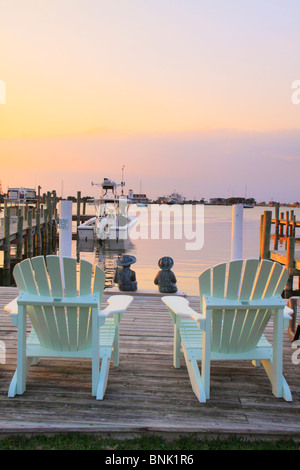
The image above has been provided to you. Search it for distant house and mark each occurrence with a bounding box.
[7,187,36,202]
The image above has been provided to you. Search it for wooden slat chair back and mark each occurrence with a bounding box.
[162,259,292,403]
[13,256,105,352]
[5,255,133,399]
[199,259,288,355]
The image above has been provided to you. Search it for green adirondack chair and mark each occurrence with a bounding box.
[4,255,133,399]
[162,259,293,403]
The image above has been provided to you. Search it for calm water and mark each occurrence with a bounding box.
[71,205,300,296]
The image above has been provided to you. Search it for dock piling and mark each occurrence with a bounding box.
[16,208,23,262]
[231,204,243,260]
[77,191,81,227]
[260,210,272,260]
[3,207,11,286]
[267,204,299,300]
[0,188,59,285]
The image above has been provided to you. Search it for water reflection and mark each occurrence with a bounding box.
[76,237,136,290]
[74,205,300,296]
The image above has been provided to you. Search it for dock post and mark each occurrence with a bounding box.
[259,214,264,258]
[47,192,52,254]
[58,200,73,285]
[28,209,33,258]
[292,214,296,238]
[52,190,57,252]
[3,206,11,286]
[44,202,49,255]
[274,203,279,250]
[260,211,272,260]
[36,209,42,255]
[279,212,284,237]
[286,237,295,294]
[16,208,23,262]
[59,200,73,258]
[285,211,290,249]
[231,204,243,260]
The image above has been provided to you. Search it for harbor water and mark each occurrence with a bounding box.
[72,204,300,296]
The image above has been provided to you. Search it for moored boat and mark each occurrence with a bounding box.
[77,178,137,244]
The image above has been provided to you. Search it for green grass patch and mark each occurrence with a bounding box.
[0,434,299,450]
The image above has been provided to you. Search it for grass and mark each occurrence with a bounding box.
[0,434,299,450]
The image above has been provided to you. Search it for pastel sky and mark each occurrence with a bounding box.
[0,0,299,202]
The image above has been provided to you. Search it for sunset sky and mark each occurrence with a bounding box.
[0,0,299,202]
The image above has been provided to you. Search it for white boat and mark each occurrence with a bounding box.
[167,191,185,205]
[77,178,137,244]
[76,216,97,240]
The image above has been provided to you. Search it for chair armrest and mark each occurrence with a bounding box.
[99,295,133,318]
[203,294,285,310]
[17,291,101,307]
[161,296,206,329]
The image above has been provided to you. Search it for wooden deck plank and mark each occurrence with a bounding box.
[0,286,299,439]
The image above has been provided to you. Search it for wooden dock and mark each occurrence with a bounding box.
[260,208,300,298]
[0,191,58,285]
[0,287,299,439]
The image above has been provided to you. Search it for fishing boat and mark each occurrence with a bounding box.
[77,178,137,245]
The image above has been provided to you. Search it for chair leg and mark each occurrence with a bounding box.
[201,311,211,400]
[9,357,34,398]
[261,359,292,401]
[96,353,111,400]
[92,308,100,396]
[8,370,18,398]
[282,375,292,401]
[113,327,119,367]
[252,360,261,367]
[15,305,28,395]
[182,344,206,402]
[266,308,292,401]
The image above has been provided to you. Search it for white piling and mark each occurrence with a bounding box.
[231,204,244,260]
[58,201,73,285]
